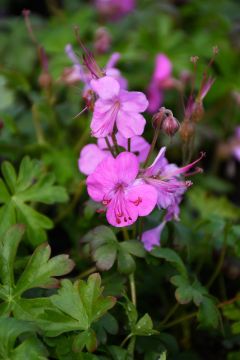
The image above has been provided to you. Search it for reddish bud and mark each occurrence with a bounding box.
[161,114,180,137]
[191,101,204,123]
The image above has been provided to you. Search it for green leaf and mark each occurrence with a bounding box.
[0,317,38,359]
[38,274,116,336]
[83,226,118,271]
[11,337,48,360]
[171,275,207,305]
[0,225,74,315]
[122,296,138,329]
[198,297,220,328]
[15,243,75,295]
[120,240,145,258]
[0,157,69,245]
[133,313,158,336]
[0,224,25,287]
[188,187,240,221]
[72,329,97,353]
[117,248,136,274]
[151,248,187,277]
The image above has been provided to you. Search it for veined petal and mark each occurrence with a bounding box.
[120,90,149,113]
[126,183,157,216]
[86,155,117,201]
[142,222,166,251]
[117,111,146,138]
[115,152,139,184]
[78,144,108,175]
[91,99,116,138]
[90,76,120,99]
[106,198,138,227]
[144,147,167,176]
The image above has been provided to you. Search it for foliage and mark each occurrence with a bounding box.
[0,0,240,358]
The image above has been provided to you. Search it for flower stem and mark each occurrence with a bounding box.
[32,104,46,145]
[160,303,180,326]
[120,333,133,347]
[111,133,120,154]
[105,136,116,157]
[128,138,131,152]
[143,121,161,168]
[129,272,137,306]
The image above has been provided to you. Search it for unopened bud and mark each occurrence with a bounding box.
[38,71,52,89]
[152,107,180,137]
[94,27,111,54]
[180,120,195,142]
[161,114,180,137]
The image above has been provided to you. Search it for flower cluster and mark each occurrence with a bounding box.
[75,44,205,251]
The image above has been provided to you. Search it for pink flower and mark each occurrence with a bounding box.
[95,0,135,20]
[142,222,166,251]
[147,54,174,113]
[86,152,157,227]
[90,76,148,138]
[78,134,150,175]
[142,147,205,212]
[64,45,127,91]
[232,127,240,161]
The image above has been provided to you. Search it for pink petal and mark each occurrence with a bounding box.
[144,147,167,176]
[91,99,116,138]
[78,144,108,175]
[86,155,118,201]
[147,82,163,113]
[115,152,139,184]
[105,52,121,69]
[106,199,138,227]
[120,90,149,113]
[106,68,128,89]
[127,183,157,216]
[90,76,120,100]
[130,136,150,163]
[142,222,166,251]
[117,111,146,138]
[153,54,172,84]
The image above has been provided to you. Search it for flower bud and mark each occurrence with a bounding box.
[152,107,180,137]
[161,114,180,137]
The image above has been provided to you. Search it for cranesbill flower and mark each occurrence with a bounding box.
[142,147,205,210]
[142,221,166,251]
[90,76,148,138]
[86,152,157,227]
[147,54,174,113]
[78,134,150,175]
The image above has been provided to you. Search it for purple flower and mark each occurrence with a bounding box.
[90,76,148,138]
[147,54,174,113]
[64,45,127,91]
[142,147,205,212]
[86,152,157,227]
[78,133,150,175]
[142,222,166,251]
[95,0,135,20]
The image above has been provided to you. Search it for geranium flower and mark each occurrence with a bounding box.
[142,147,205,211]
[142,222,166,251]
[90,76,148,138]
[78,134,150,175]
[86,152,157,227]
